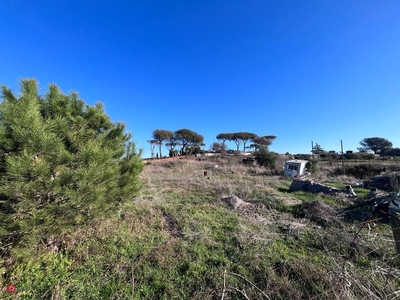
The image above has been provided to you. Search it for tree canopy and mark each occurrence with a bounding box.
[358,137,393,154]
[0,79,144,237]
[312,143,325,155]
[252,135,276,150]
[211,142,224,153]
[153,129,173,158]
[216,133,234,152]
[147,139,159,158]
[236,132,257,152]
[215,133,276,153]
[174,128,204,155]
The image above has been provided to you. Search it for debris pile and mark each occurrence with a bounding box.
[293,201,342,227]
[289,179,355,196]
[364,172,400,191]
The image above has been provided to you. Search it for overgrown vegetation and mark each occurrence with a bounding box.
[2,154,400,299]
[330,163,400,179]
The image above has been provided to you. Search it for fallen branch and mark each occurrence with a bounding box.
[221,269,227,300]
[228,272,270,299]
[131,267,135,300]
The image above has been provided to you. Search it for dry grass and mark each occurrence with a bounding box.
[140,157,400,298]
[2,155,400,299]
[140,157,281,200]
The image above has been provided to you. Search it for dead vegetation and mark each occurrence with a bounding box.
[162,211,185,239]
[293,200,343,228]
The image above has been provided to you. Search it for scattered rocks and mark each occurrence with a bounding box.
[290,179,338,194]
[44,236,62,253]
[289,179,356,197]
[220,195,254,210]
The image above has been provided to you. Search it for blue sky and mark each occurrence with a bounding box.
[1,1,400,158]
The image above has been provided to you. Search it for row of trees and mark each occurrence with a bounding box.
[215,133,276,153]
[150,131,397,161]
[311,137,397,157]
[149,129,204,158]
[149,130,277,158]
[149,129,280,170]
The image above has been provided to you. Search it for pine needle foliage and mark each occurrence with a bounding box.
[0,79,144,238]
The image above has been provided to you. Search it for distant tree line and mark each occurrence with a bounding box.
[150,129,400,163]
[149,130,277,158]
[308,137,399,161]
[215,132,279,169]
[149,129,280,169]
[150,129,204,158]
[215,132,276,153]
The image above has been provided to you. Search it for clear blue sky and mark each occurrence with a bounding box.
[1,1,400,158]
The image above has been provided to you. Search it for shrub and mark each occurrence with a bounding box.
[306,160,318,175]
[331,164,383,179]
[254,147,278,169]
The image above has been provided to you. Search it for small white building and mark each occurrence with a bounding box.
[284,160,308,177]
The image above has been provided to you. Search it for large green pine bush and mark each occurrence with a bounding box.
[0,79,143,238]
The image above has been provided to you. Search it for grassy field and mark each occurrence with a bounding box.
[1,156,400,299]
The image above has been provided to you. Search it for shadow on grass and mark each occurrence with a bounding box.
[277,187,290,193]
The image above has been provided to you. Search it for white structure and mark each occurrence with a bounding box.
[284,160,308,177]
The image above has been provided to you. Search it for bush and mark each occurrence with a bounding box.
[305,160,318,175]
[294,154,312,160]
[382,148,400,157]
[331,164,383,179]
[345,153,362,160]
[254,147,278,169]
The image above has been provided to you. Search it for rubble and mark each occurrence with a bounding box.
[220,195,254,210]
[289,179,356,197]
[364,172,400,191]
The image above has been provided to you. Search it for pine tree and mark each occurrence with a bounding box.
[0,79,144,238]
